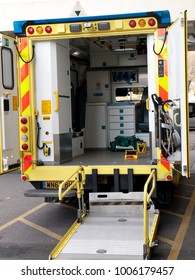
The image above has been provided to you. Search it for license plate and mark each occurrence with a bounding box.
[46,180,74,189]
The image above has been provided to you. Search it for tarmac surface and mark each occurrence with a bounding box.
[0,131,195,260]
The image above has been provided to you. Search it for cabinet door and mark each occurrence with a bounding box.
[85,104,107,148]
[87,70,111,103]
[90,54,118,68]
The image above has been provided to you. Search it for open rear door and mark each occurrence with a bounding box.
[167,11,189,177]
[0,34,19,173]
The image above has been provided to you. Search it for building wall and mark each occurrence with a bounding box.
[0,0,195,33]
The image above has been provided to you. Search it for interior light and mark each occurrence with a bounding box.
[112,48,135,52]
[72,51,80,56]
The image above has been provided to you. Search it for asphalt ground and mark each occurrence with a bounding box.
[0,131,195,260]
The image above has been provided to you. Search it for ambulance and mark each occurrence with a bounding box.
[13,9,189,259]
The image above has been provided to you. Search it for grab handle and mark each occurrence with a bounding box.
[146,97,150,111]
[54,91,59,112]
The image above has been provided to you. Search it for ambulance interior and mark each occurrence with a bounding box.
[68,35,150,165]
[34,32,180,167]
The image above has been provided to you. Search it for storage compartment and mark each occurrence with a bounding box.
[108,105,136,143]
[72,136,84,157]
[85,103,108,148]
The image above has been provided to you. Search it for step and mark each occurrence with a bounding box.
[24,189,76,198]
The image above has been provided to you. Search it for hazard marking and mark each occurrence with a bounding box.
[22,90,30,112]
[90,201,143,206]
[160,155,171,172]
[23,154,32,173]
[69,1,87,17]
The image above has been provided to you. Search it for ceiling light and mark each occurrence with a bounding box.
[72,51,80,56]
[112,48,136,52]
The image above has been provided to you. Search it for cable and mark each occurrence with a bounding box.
[14,41,35,63]
[36,121,46,150]
[162,99,174,113]
[153,31,168,55]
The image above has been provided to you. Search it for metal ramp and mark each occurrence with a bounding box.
[50,170,159,260]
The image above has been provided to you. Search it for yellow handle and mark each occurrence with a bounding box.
[146,97,150,111]
[54,91,59,112]
[3,92,12,97]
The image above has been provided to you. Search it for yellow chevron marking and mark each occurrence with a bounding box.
[158,74,168,92]
[22,105,30,116]
[21,76,30,97]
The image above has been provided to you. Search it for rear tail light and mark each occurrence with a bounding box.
[27,25,53,35]
[21,174,28,181]
[36,26,43,34]
[129,20,136,28]
[21,126,28,133]
[20,116,30,152]
[138,19,146,28]
[21,143,28,151]
[21,117,28,124]
[27,27,34,35]
[129,17,157,29]
[45,26,52,33]
[148,18,156,27]
[166,174,172,181]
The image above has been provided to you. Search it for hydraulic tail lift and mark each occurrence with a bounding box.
[50,170,159,260]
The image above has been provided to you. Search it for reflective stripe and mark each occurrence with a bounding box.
[157,29,171,173]
[23,154,32,173]
[19,38,32,174]
[19,38,30,115]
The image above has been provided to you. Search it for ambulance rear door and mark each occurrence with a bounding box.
[0,34,20,173]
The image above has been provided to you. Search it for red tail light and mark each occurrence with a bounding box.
[27,27,34,35]
[21,144,28,151]
[45,26,52,33]
[21,117,28,125]
[148,18,156,27]
[129,20,136,28]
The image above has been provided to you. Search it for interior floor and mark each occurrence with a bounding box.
[63,149,152,166]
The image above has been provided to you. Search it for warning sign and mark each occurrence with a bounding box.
[69,1,87,17]
[41,100,51,115]
[12,96,18,111]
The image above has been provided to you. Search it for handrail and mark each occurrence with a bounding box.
[54,91,59,112]
[146,97,150,111]
[58,166,86,222]
[58,166,85,201]
[143,169,156,248]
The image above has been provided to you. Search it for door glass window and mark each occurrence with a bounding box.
[1,47,14,89]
